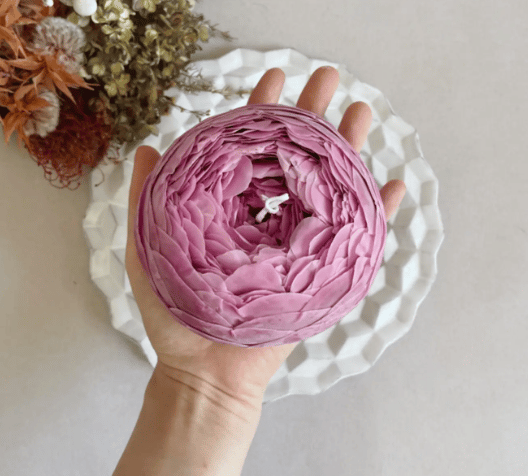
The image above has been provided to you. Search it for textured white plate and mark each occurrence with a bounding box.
[83,48,444,403]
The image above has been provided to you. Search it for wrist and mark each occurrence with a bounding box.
[114,363,262,476]
[152,360,264,418]
[147,363,262,475]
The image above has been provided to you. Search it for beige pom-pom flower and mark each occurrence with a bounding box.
[28,17,87,74]
[23,89,60,138]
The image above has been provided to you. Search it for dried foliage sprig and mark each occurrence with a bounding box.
[71,0,248,144]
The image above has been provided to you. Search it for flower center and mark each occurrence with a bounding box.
[255,193,290,223]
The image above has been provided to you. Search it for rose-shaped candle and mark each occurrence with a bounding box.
[135,104,386,347]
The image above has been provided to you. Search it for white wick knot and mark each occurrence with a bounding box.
[255,193,289,223]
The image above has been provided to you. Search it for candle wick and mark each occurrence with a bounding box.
[255,193,289,223]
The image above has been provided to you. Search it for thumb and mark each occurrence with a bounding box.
[127,145,161,237]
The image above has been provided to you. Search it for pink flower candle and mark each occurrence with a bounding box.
[135,104,386,347]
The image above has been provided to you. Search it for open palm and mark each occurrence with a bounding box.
[125,67,406,402]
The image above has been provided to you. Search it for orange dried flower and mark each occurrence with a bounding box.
[1,0,98,147]
[0,83,52,148]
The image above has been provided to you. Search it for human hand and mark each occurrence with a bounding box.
[125,66,406,409]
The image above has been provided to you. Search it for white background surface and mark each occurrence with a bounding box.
[1,1,527,474]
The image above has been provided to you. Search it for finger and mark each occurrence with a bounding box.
[127,145,161,238]
[247,68,285,105]
[296,66,340,116]
[380,179,407,221]
[338,101,373,152]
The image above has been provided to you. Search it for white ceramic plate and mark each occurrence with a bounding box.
[83,48,444,403]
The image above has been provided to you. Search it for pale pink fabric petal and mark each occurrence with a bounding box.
[224,263,284,295]
[216,250,252,274]
[135,104,387,347]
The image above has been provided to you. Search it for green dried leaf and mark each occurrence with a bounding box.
[105,82,118,97]
[92,63,106,75]
[144,27,158,42]
[161,66,173,77]
[116,74,130,87]
[110,63,124,75]
[139,0,158,13]
[160,49,172,62]
[198,25,209,41]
